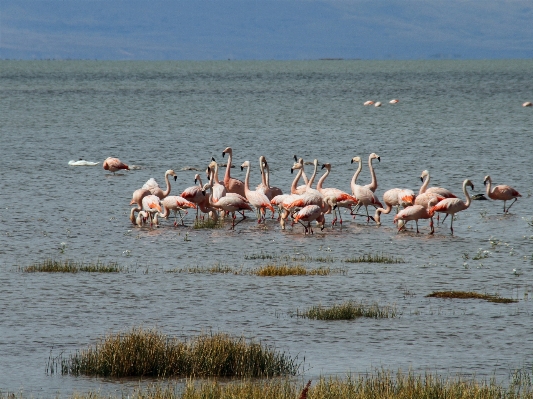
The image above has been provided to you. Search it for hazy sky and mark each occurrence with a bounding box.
[2,0,533,60]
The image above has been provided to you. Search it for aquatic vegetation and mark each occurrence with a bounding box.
[472,248,491,260]
[193,218,222,229]
[21,259,122,273]
[244,251,276,260]
[344,253,405,264]
[297,300,397,320]
[255,264,330,276]
[60,328,298,378]
[52,368,533,399]
[426,291,517,303]
[167,263,236,274]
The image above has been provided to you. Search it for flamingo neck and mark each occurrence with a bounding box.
[244,165,251,194]
[307,162,318,189]
[224,151,233,184]
[463,180,472,208]
[265,163,272,189]
[196,176,203,188]
[213,164,221,185]
[159,207,170,219]
[291,167,304,194]
[351,160,362,193]
[130,207,139,224]
[316,167,330,192]
[419,173,430,195]
[260,159,267,187]
[368,156,377,191]
[485,177,492,196]
[162,172,172,197]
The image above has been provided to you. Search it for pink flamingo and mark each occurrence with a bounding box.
[389,99,399,104]
[240,161,275,223]
[261,157,283,199]
[419,170,457,198]
[393,204,436,234]
[159,196,197,226]
[363,153,380,193]
[316,163,358,225]
[221,147,246,197]
[207,185,253,229]
[142,194,163,227]
[350,156,383,222]
[364,100,374,106]
[293,197,337,234]
[374,188,416,225]
[290,158,310,195]
[207,160,227,203]
[180,174,207,219]
[142,170,177,199]
[103,157,129,174]
[129,188,151,224]
[483,175,521,213]
[430,179,474,234]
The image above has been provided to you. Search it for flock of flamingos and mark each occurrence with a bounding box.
[101,147,522,235]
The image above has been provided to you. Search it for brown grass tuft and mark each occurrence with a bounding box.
[426,291,517,303]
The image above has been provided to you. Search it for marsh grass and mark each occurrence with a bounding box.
[21,259,122,273]
[60,328,298,378]
[167,264,237,274]
[255,263,331,276]
[427,291,517,304]
[298,301,397,320]
[344,253,404,264]
[244,251,276,260]
[193,219,222,229]
[60,369,533,399]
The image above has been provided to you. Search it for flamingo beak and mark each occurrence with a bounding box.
[350,159,354,164]
[483,180,487,186]
[377,157,381,162]
[420,177,424,182]
[194,178,197,184]
[321,164,326,169]
[202,190,206,196]
[471,184,475,190]
[222,152,226,158]
[173,176,177,181]
[290,168,294,174]
[333,205,338,210]
[241,166,244,171]
[211,157,216,162]
[293,155,298,162]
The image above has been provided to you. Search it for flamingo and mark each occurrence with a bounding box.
[523,102,532,107]
[240,161,275,222]
[419,170,457,198]
[129,188,151,224]
[103,157,129,174]
[262,158,283,199]
[290,158,310,195]
[393,204,437,234]
[293,155,312,186]
[374,102,382,107]
[142,194,163,227]
[293,197,337,234]
[389,99,399,104]
[430,179,474,234]
[363,100,374,106]
[204,182,252,229]
[483,175,521,213]
[180,174,207,219]
[207,160,227,203]
[135,211,149,227]
[374,188,416,225]
[221,147,246,197]
[142,169,177,199]
[159,196,197,226]
[316,163,358,225]
[363,153,380,193]
[350,156,383,222]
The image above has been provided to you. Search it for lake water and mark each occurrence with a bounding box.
[0,60,532,397]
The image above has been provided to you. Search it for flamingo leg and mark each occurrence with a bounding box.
[429,218,434,234]
[441,213,448,223]
[450,215,454,234]
[505,198,517,213]
[415,220,419,233]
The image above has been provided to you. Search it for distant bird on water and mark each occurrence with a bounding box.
[389,99,399,104]
[523,102,532,107]
[103,157,129,174]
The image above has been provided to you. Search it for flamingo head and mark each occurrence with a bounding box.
[321,163,331,170]
[483,175,491,186]
[370,153,380,162]
[420,170,429,182]
[291,161,302,174]
[240,161,250,171]
[222,147,232,157]
[351,156,361,164]
[166,169,177,181]
[465,179,474,191]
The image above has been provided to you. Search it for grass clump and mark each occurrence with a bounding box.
[22,259,122,273]
[255,264,330,276]
[344,253,404,264]
[193,219,222,229]
[167,264,236,274]
[244,251,277,260]
[61,369,533,399]
[427,291,517,303]
[298,300,397,320]
[60,328,298,378]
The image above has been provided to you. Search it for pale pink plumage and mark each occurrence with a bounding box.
[484,175,521,213]
[103,157,129,174]
[222,147,246,197]
[430,179,474,234]
[394,205,435,234]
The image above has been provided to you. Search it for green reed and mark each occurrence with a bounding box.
[59,328,298,378]
[56,369,533,399]
[344,253,405,264]
[427,291,517,303]
[21,259,122,273]
[298,300,397,320]
[255,263,330,276]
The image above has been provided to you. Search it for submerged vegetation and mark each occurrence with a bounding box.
[298,300,397,320]
[193,218,222,229]
[344,253,405,264]
[59,328,298,378]
[166,263,237,274]
[255,263,331,276]
[427,291,517,303]
[28,369,533,399]
[21,259,122,273]
[244,251,336,263]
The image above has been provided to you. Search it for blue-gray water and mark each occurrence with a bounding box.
[1,60,532,397]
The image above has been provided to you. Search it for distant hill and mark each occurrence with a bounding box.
[1,0,532,60]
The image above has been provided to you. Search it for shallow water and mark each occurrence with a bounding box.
[1,60,532,396]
